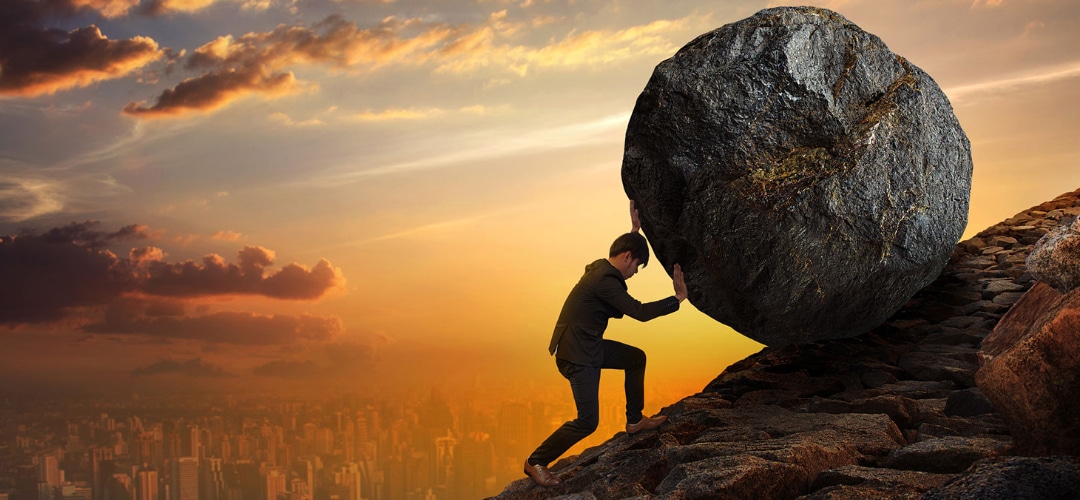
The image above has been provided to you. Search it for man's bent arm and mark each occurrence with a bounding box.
[596,276,679,322]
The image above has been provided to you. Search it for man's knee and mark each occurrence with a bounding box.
[573,414,599,435]
[582,416,599,434]
[631,347,646,369]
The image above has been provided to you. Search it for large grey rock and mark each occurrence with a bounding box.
[622,6,972,346]
[1027,216,1080,293]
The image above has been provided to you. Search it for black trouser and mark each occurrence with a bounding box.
[527,339,647,466]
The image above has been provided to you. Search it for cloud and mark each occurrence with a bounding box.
[312,111,628,183]
[268,112,323,127]
[0,1,163,97]
[132,357,235,377]
[211,230,243,241]
[432,16,693,76]
[122,67,301,116]
[142,0,222,15]
[86,310,343,344]
[124,14,455,117]
[0,222,345,326]
[0,178,66,222]
[944,60,1080,101]
[142,245,345,299]
[125,11,697,118]
[69,0,142,18]
[0,221,140,324]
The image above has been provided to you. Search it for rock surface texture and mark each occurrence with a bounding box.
[622,7,972,346]
[922,456,1080,500]
[1026,215,1080,293]
[493,188,1080,499]
[976,276,1080,455]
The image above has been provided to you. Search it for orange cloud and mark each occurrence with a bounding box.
[435,17,692,76]
[211,230,243,241]
[122,67,299,117]
[125,14,455,117]
[69,0,142,18]
[0,1,162,97]
[143,245,345,299]
[125,11,696,118]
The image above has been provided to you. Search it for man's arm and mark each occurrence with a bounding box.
[595,276,679,322]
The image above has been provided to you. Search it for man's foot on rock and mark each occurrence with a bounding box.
[523,460,560,487]
[626,415,667,434]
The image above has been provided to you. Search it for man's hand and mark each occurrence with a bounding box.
[673,264,688,302]
[630,200,641,233]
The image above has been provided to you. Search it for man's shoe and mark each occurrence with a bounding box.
[626,415,667,434]
[523,460,560,487]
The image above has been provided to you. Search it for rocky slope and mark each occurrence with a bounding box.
[494,187,1080,499]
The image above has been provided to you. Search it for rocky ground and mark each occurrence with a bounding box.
[493,188,1080,499]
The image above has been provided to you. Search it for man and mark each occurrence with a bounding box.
[524,201,688,487]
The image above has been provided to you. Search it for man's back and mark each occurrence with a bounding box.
[548,258,679,367]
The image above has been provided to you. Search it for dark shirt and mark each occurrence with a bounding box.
[547,259,680,367]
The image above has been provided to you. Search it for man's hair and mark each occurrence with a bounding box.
[609,232,650,267]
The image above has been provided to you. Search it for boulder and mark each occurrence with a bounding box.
[880,436,1010,474]
[1027,216,1080,293]
[807,465,952,498]
[975,286,1080,455]
[923,457,1080,500]
[622,6,972,346]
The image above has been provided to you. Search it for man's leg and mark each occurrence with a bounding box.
[527,359,601,467]
[601,339,646,424]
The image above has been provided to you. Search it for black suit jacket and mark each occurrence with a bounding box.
[547,259,680,367]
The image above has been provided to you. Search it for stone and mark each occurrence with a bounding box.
[990,291,1025,306]
[976,286,1080,455]
[808,465,952,498]
[881,436,1010,474]
[982,280,1024,295]
[897,351,976,387]
[1027,216,1080,293]
[942,388,995,417]
[923,457,1080,500]
[654,455,806,499]
[621,6,972,346]
[987,236,1019,249]
[977,281,1061,365]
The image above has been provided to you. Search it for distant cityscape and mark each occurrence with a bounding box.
[0,385,690,500]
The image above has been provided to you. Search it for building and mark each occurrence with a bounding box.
[135,467,159,500]
[172,458,199,500]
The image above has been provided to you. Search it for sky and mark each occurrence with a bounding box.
[1,0,1079,412]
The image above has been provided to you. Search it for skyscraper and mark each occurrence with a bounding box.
[172,458,198,500]
[135,468,158,500]
[38,454,61,488]
[262,469,285,500]
[199,458,224,500]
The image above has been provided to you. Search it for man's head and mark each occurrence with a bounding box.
[608,232,650,279]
